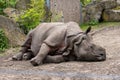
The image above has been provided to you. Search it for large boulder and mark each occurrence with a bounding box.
[0,15,25,47]
[83,0,117,23]
[103,0,117,9]
[102,9,120,22]
[83,2,103,23]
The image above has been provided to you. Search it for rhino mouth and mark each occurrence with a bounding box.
[96,54,106,61]
[76,52,106,62]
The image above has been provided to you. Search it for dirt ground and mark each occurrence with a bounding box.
[0,26,120,80]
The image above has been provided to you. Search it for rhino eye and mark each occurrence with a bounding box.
[82,37,86,40]
[90,46,93,49]
[83,36,88,41]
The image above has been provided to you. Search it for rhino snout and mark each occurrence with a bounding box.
[96,52,106,61]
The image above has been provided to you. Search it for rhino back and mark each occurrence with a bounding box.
[31,22,66,56]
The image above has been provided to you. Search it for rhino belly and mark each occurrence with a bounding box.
[30,36,43,56]
[31,44,41,56]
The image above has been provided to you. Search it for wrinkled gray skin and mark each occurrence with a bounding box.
[12,22,106,66]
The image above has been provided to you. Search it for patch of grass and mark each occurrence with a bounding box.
[0,47,20,57]
[0,50,8,56]
[0,53,5,56]
[80,22,120,31]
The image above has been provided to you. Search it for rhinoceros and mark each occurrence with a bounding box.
[12,22,106,66]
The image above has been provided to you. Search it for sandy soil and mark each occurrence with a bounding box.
[0,26,120,80]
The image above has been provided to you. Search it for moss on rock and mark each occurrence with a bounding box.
[113,6,120,10]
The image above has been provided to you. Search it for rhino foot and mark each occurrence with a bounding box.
[30,57,43,66]
[12,52,23,61]
[22,52,34,60]
[23,53,31,60]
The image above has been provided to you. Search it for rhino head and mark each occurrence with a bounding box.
[73,27,106,61]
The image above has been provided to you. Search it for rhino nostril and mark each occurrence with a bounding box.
[99,53,104,56]
[96,53,104,57]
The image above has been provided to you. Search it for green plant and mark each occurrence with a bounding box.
[17,0,46,34]
[80,19,99,31]
[88,19,99,26]
[80,0,92,6]
[0,29,9,52]
[0,0,17,14]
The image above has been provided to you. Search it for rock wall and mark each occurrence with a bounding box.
[50,0,81,23]
[82,0,120,23]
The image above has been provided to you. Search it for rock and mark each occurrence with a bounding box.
[83,2,103,22]
[117,0,120,6]
[102,9,120,22]
[3,8,20,21]
[102,0,117,9]
[83,0,117,23]
[0,15,25,47]
[15,0,31,10]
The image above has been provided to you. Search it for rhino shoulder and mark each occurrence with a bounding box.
[66,22,82,37]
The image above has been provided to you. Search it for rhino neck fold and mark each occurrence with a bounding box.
[65,33,84,58]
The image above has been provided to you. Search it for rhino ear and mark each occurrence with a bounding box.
[85,26,91,34]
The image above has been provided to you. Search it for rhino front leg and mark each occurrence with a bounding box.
[44,55,65,63]
[30,43,50,66]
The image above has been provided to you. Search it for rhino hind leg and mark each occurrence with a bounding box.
[12,47,28,61]
[12,52,23,61]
